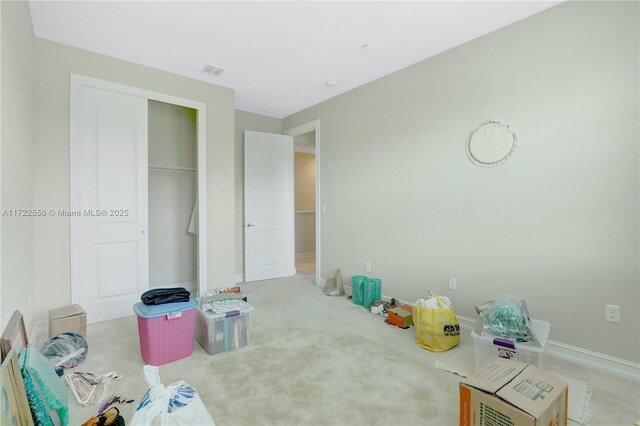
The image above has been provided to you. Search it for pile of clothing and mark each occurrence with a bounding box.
[199,286,247,305]
[140,287,191,306]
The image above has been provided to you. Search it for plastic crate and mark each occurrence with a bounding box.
[195,302,253,355]
[363,278,381,308]
[471,318,550,370]
[351,276,366,306]
[133,298,198,365]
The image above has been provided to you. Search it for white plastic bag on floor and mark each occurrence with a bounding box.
[131,365,215,426]
[323,269,344,296]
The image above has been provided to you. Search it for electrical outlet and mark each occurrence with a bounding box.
[365,262,372,273]
[605,304,621,323]
[448,277,457,291]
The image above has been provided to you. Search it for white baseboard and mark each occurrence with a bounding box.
[380,294,413,307]
[235,274,244,284]
[544,340,640,383]
[456,314,475,330]
[29,320,48,346]
[382,295,640,383]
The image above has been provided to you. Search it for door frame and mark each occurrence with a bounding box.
[70,74,208,301]
[284,120,321,286]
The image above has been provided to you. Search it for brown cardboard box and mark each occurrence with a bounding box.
[388,307,413,328]
[399,303,413,313]
[460,358,567,426]
[48,305,87,338]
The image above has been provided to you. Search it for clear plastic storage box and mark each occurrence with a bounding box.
[195,301,253,355]
[471,318,550,370]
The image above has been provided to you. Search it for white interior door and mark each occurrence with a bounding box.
[77,86,148,323]
[244,131,294,282]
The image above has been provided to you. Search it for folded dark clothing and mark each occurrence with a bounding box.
[141,287,191,305]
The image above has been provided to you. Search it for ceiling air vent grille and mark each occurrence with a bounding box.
[202,63,226,76]
[258,104,283,114]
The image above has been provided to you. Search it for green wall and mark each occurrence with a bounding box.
[1,0,35,331]
[283,1,640,362]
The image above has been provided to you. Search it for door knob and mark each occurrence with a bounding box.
[246,223,255,227]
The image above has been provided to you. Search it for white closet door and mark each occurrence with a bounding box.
[77,86,148,323]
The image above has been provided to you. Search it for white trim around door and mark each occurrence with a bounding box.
[284,120,321,286]
[70,74,208,305]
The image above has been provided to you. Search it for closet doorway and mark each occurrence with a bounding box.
[148,101,198,294]
[285,121,321,286]
[70,75,207,324]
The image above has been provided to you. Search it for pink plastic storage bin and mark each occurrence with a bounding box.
[133,298,198,365]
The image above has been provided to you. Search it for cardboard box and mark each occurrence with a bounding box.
[388,307,413,328]
[399,303,413,313]
[460,358,567,426]
[48,305,86,338]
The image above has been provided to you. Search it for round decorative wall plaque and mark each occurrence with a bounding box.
[466,121,517,167]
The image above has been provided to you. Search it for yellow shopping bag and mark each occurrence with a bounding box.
[414,295,460,352]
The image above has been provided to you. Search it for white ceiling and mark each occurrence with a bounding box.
[29,1,560,119]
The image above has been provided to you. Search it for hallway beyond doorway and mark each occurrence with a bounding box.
[295,254,315,283]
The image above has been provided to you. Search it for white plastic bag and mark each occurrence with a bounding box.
[131,365,215,426]
[415,294,452,309]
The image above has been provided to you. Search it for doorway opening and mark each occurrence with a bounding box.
[148,101,198,294]
[284,120,326,286]
[294,132,316,282]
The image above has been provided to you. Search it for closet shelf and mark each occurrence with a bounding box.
[149,164,197,174]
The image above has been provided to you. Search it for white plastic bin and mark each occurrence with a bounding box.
[471,318,550,370]
[195,301,253,355]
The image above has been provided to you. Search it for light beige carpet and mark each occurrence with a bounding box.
[38,274,639,425]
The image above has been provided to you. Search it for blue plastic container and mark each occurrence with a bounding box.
[133,298,198,318]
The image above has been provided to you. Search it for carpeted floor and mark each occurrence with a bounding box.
[51,274,639,425]
[295,255,316,282]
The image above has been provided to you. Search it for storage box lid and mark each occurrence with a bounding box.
[199,301,253,319]
[471,318,550,352]
[133,297,198,318]
[49,304,86,320]
[389,307,412,318]
[496,363,568,419]
[462,358,528,394]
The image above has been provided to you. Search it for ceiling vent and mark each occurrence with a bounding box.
[202,63,226,76]
[257,104,283,114]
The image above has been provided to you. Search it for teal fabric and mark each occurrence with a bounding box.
[19,347,69,425]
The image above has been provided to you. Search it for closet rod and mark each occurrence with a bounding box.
[149,165,197,174]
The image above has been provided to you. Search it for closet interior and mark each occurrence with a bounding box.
[148,100,198,293]
[294,131,316,279]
